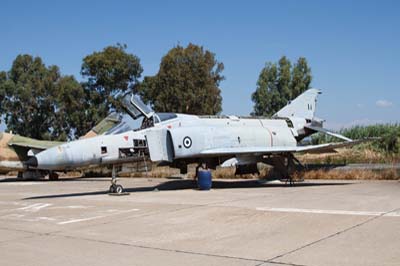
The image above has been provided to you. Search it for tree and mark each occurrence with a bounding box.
[0,45,143,140]
[0,55,88,140]
[52,76,90,139]
[0,71,6,118]
[251,56,312,117]
[291,57,312,97]
[81,44,143,123]
[136,43,224,115]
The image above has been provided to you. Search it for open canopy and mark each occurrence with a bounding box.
[121,93,154,120]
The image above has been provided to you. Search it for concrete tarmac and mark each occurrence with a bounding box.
[0,176,399,266]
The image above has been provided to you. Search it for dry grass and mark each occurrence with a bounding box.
[296,169,399,180]
[212,166,269,179]
[120,166,182,178]
[298,148,394,165]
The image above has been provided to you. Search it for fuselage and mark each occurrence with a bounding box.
[29,113,303,171]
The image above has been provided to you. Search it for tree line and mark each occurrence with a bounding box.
[0,43,312,141]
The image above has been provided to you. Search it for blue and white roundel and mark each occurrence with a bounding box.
[183,136,192,148]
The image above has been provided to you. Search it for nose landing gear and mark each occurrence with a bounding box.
[108,165,129,195]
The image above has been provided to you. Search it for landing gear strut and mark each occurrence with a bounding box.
[49,172,59,181]
[284,153,305,186]
[109,165,124,194]
[264,153,305,186]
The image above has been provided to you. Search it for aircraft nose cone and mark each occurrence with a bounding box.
[25,157,38,167]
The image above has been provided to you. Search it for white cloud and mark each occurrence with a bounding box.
[376,99,393,108]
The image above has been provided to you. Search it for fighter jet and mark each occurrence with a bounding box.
[0,113,121,180]
[26,89,363,192]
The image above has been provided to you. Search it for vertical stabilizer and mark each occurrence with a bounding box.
[273,88,321,120]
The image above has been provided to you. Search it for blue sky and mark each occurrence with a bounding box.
[1,0,399,131]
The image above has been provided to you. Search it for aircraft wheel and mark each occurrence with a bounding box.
[17,172,23,180]
[115,185,124,194]
[109,185,116,193]
[49,172,59,181]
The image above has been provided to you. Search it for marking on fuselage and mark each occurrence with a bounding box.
[183,136,192,148]
[265,127,274,146]
[256,207,400,217]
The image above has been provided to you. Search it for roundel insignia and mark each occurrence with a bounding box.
[183,136,192,148]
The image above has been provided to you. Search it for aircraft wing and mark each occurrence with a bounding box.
[200,140,367,157]
[8,135,62,151]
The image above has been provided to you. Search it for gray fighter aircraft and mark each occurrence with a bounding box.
[26,89,361,192]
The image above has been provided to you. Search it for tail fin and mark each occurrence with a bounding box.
[273,88,321,120]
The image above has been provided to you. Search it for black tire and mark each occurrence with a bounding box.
[109,185,116,193]
[17,172,23,180]
[49,172,59,181]
[115,185,124,194]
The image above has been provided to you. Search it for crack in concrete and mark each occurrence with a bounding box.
[0,225,304,266]
[0,234,37,245]
[61,234,312,266]
[255,261,308,266]
[265,207,400,264]
[70,193,271,231]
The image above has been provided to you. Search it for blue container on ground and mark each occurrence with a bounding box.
[197,169,212,190]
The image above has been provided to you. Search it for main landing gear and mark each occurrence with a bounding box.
[264,153,305,186]
[108,165,126,195]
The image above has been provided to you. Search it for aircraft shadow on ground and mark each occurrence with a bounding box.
[0,177,114,183]
[302,163,347,170]
[1,162,360,185]
[22,179,352,200]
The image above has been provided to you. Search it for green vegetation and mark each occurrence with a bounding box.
[251,56,312,116]
[0,43,226,139]
[136,43,224,115]
[81,43,143,124]
[0,44,143,140]
[0,54,87,140]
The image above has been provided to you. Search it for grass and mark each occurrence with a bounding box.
[298,147,395,164]
[297,168,399,181]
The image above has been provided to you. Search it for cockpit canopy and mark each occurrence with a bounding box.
[121,93,154,119]
[106,93,178,133]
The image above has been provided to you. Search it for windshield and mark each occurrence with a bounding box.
[106,121,132,135]
[105,114,142,135]
[157,113,177,122]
